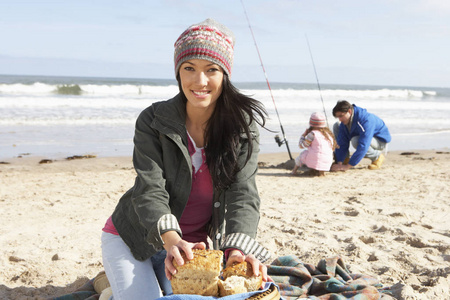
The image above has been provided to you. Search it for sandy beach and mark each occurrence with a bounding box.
[1,150,449,299]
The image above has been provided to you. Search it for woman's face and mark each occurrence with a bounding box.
[179,59,224,113]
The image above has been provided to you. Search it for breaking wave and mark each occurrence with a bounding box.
[0,82,437,100]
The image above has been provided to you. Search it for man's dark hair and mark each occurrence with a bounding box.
[332,100,353,117]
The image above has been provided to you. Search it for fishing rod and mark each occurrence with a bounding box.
[240,0,293,160]
[305,34,329,127]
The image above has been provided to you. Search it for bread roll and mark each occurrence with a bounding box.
[218,276,247,296]
[171,249,223,296]
[219,261,262,296]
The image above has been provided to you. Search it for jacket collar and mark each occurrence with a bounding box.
[151,94,188,142]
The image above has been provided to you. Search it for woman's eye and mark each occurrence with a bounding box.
[183,66,194,71]
[208,67,220,72]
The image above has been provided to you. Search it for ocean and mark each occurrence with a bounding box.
[1,74,449,160]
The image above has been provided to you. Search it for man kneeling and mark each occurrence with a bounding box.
[331,100,391,171]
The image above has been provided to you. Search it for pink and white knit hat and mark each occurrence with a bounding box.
[174,18,235,77]
[309,112,327,128]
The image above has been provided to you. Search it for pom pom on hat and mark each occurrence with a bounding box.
[310,112,327,128]
[174,18,235,77]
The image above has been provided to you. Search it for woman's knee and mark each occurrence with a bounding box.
[101,233,163,300]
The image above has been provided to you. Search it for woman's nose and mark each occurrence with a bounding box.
[195,72,208,86]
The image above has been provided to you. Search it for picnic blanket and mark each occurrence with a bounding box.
[268,255,394,299]
[52,255,395,300]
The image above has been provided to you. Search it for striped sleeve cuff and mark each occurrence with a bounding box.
[221,232,271,263]
[157,214,182,238]
[299,136,306,148]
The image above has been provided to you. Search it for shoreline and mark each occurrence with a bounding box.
[1,148,449,166]
[1,150,449,299]
[1,130,449,162]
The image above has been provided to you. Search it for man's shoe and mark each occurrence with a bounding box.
[368,154,385,170]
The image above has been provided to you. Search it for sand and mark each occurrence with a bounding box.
[1,150,449,299]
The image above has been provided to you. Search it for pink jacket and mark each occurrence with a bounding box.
[300,130,333,171]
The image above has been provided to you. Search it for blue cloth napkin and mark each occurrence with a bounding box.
[157,282,281,300]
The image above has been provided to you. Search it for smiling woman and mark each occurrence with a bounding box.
[179,59,224,147]
[99,18,270,300]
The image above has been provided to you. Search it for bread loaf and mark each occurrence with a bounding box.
[219,261,262,296]
[171,250,262,296]
[171,249,223,296]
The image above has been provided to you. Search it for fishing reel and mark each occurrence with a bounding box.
[274,135,286,147]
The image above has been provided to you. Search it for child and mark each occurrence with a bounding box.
[291,112,337,176]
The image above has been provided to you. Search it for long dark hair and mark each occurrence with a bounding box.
[178,75,267,189]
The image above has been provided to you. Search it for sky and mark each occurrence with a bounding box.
[1,0,449,88]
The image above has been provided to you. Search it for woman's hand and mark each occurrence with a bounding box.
[226,250,270,286]
[162,231,206,280]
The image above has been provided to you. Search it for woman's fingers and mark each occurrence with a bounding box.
[192,242,206,250]
[259,263,268,283]
[244,254,270,284]
[165,245,184,279]
[164,262,173,280]
[164,254,176,280]
[165,241,206,280]
[226,251,245,268]
[244,254,261,277]
[170,245,184,266]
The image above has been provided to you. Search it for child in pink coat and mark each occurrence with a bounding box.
[291,112,337,176]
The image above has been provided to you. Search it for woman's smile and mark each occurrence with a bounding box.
[192,90,210,97]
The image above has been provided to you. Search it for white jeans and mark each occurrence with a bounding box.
[101,232,172,300]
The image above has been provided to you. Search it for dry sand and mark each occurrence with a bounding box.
[1,150,449,299]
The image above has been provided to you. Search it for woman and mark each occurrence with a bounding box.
[101,18,271,299]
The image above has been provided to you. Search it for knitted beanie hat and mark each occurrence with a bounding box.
[174,18,235,77]
[309,112,327,128]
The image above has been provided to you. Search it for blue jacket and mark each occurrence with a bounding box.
[335,105,391,166]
